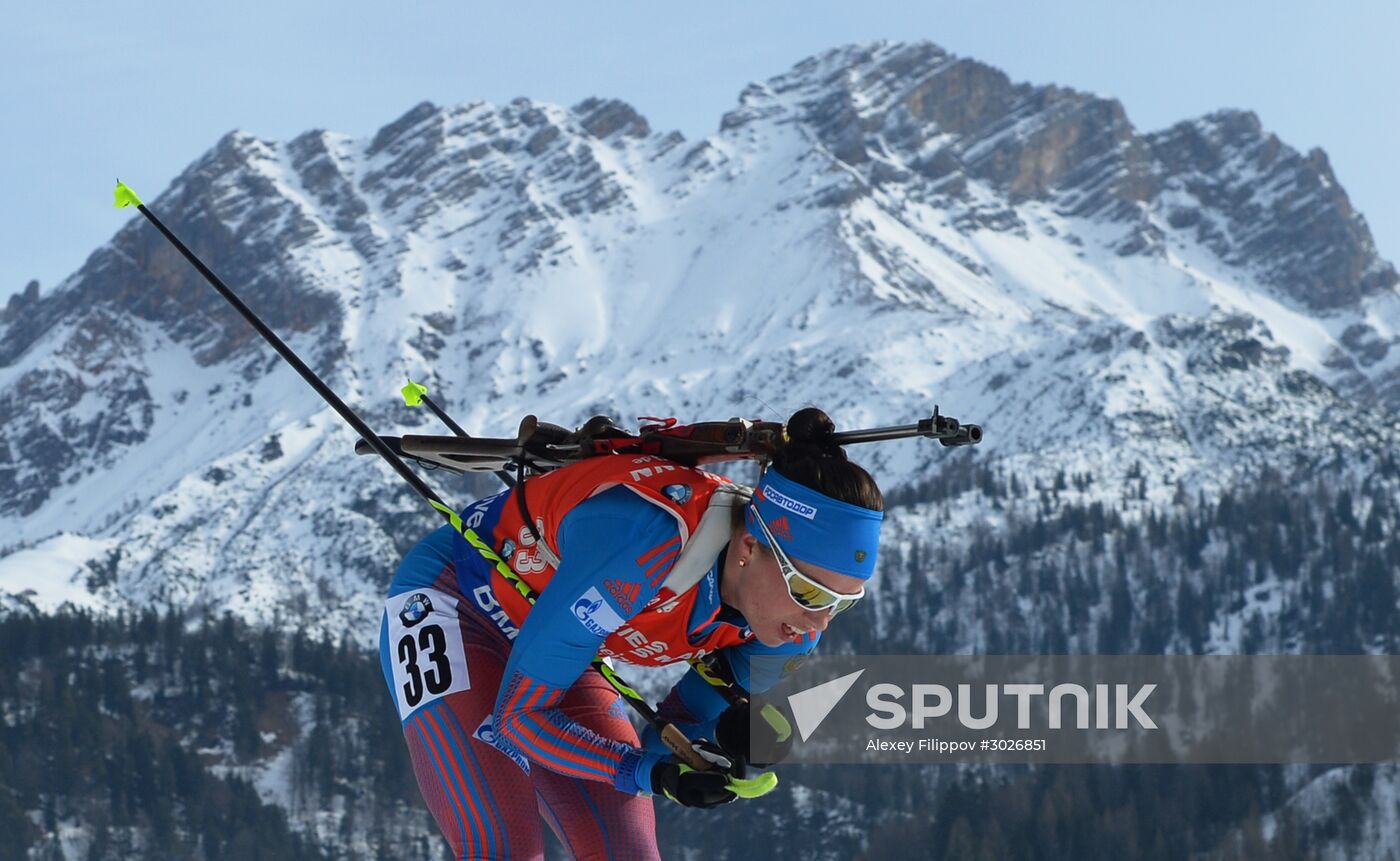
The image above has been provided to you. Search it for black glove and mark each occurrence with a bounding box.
[649,741,779,808]
[715,698,795,769]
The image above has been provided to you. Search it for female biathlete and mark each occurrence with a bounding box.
[378,408,884,860]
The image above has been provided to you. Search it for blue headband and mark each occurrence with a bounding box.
[744,468,884,580]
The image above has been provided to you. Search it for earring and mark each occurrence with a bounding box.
[738,559,747,568]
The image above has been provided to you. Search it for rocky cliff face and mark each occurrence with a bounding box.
[1148,110,1396,311]
[727,43,1395,313]
[2,38,1396,604]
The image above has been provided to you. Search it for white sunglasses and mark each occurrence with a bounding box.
[749,504,865,615]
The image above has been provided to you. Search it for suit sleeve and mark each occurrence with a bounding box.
[489,486,678,795]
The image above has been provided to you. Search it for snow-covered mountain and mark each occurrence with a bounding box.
[3,40,1396,634]
[4,38,1400,860]
[2,40,1400,630]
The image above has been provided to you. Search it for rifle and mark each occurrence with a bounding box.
[354,408,982,476]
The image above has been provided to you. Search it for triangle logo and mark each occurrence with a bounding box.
[787,669,866,742]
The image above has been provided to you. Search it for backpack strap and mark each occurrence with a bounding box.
[659,484,752,596]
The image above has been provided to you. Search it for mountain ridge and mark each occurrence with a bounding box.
[3,39,1400,861]
[1,37,1396,625]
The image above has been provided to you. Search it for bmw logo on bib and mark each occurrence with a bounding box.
[662,483,692,505]
[399,592,434,627]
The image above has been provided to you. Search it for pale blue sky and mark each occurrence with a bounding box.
[3,1,1396,302]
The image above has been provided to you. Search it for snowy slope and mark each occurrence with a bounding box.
[1,39,1396,636]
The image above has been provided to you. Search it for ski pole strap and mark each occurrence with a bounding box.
[726,770,780,799]
[760,703,793,743]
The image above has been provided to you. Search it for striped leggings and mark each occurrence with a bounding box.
[380,527,660,860]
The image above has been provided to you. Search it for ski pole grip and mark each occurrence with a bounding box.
[661,724,713,770]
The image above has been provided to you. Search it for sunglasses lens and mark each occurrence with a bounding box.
[787,574,839,611]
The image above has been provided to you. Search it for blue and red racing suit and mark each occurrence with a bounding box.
[379,456,816,860]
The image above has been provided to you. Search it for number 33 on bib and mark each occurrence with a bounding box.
[384,588,471,719]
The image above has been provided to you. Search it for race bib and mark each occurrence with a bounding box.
[385,588,471,720]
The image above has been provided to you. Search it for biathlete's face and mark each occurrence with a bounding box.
[740,538,868,647]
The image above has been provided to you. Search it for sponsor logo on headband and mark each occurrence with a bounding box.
[763,484,818,520]
[770,515,795,541]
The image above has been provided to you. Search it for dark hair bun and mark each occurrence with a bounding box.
[783,407,845,459]
[772,407,883,511]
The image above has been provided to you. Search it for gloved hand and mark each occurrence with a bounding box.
[649,741,778,808]
[715,698,795,770]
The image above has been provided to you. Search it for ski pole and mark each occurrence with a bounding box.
[401,379,515,487]
[113,181,442,508]
[114,181,713,771]
[401,379,470,436]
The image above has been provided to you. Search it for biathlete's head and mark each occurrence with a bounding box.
[721,407,885,647]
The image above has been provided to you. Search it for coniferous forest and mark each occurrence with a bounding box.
[3,456,1398,859]
[0,612,435,861]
